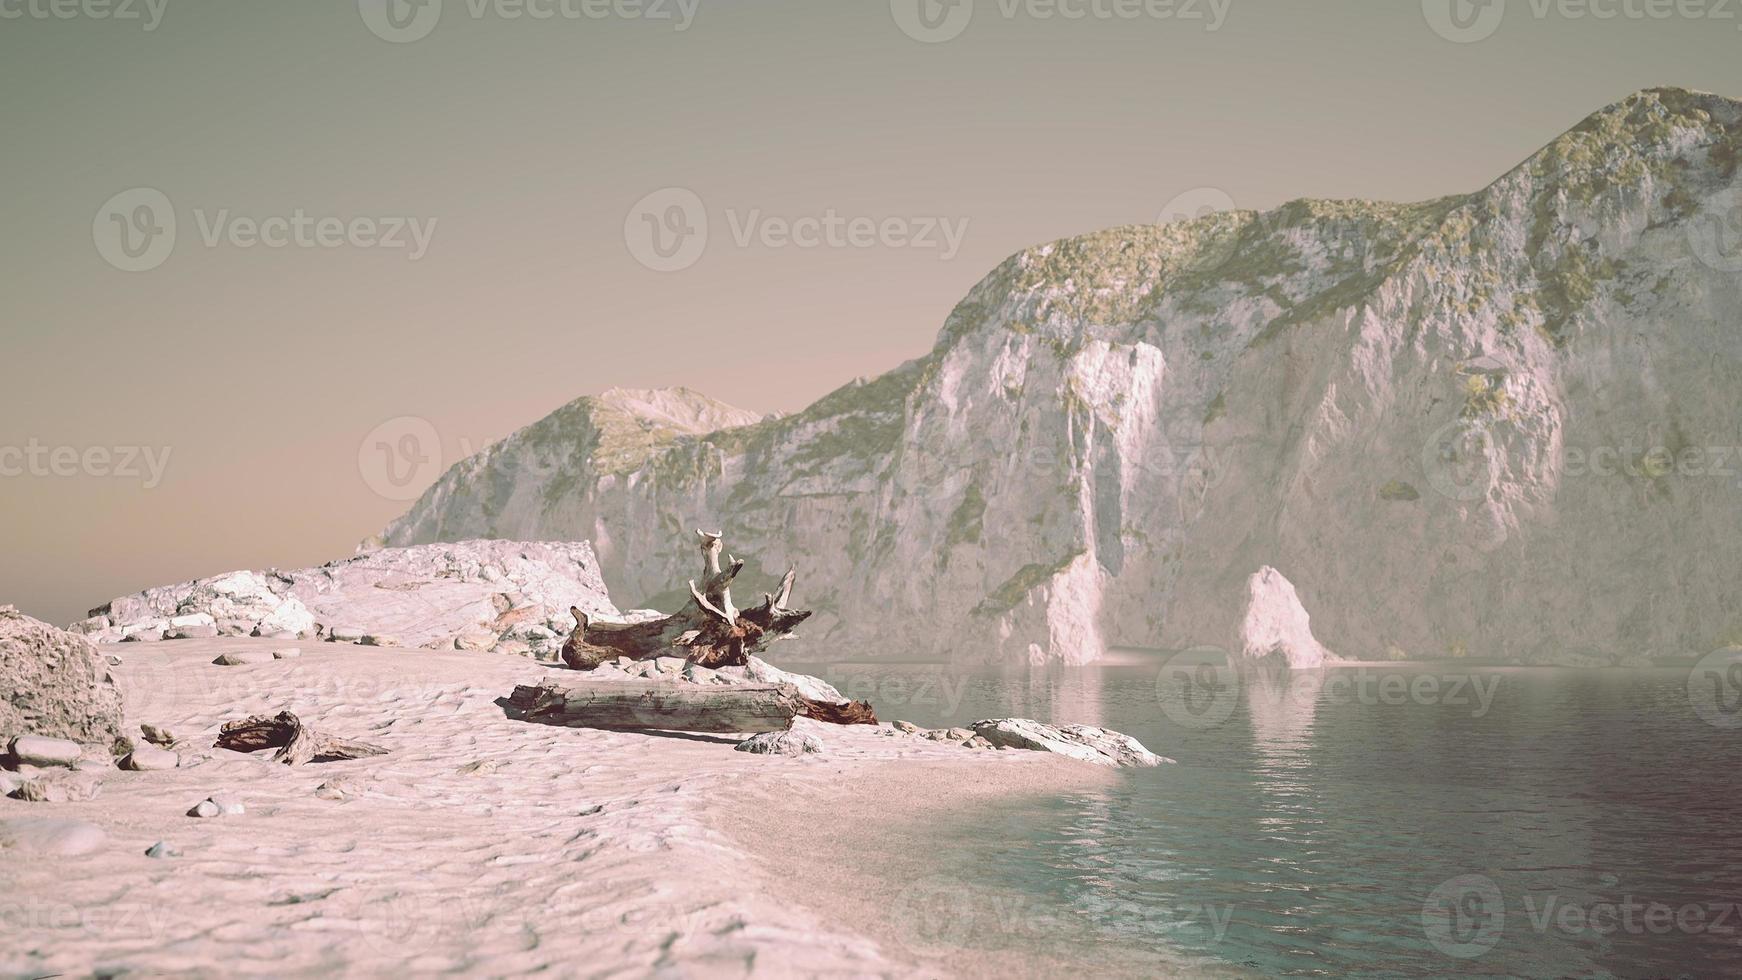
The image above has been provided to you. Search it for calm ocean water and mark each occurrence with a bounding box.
[788,659,1742,977]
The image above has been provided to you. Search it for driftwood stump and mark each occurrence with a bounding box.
[562,530,812,671]
[215,711,390,766]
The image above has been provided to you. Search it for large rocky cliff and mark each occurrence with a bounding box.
[381,88,1742,666]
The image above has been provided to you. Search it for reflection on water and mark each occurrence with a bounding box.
[790,660,1742,977]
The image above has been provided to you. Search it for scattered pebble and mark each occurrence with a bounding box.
[8,735,82,768]
[314,778,360,801]
[456,760,504,776]
[145,841,181,859]
[188,793,244,818]
[271,647,301,660]
[11,772,103,803]
[107,653,124,666]
[360,634,402,648]
[209,793,245,815]
[892,720,922,735]
[140,724,176,746]
[120,746,180,771]
[213,651,275,666]
[736,729,825,757]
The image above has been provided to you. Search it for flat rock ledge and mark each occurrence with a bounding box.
[879,717,1167,767]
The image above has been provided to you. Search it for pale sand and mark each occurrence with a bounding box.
[0,637,1165,978]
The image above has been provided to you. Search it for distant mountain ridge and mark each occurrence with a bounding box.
[380,88,1742,666]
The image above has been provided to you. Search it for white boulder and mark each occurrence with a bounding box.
[1237,567,1333,670]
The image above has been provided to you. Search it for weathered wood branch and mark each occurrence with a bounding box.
[214,711,389,766]
[508,680,804,733]
[561,529,812,671]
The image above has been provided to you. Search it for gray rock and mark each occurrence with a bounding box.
[144,840,182,859]
[0,818,108,856]
[168,624,220,639]
[0,606,125,747]
[208,793,245,815]
[9,735,82,768]
[454,630,498,651]
[360,634,402,648]
[271,647,302,660]
[140,724,176,746]
[120,746,179,771]
[106,653,124,666]
[11,772,103,802]
[80,542,619,655]
[0,770,22,795]
[188,799,221,818]
[743,656,845,702]
[314,778,360,801]
[892,720,923,735]
[212,651,274,666]
[736,728,825,757]
[681,662,722,685]
[970,719,1168,768]
[923,727,975,742]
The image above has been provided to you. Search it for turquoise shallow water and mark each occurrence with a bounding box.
[787,660,1742,977]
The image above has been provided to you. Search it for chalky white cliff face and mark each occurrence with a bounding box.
[383,89,1742,666]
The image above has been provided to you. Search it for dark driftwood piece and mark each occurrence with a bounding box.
[215,711,390,766]
[561,530,813,671]
[508,680,804,733]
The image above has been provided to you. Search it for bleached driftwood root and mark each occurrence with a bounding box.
[214,711,389,766]
[560,530,811,671]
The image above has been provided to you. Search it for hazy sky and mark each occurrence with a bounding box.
[4,0,1740,626]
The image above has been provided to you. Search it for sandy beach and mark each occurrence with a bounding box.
[1,637,1147,978]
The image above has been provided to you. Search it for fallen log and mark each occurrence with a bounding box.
[215,711,390,766]
[561,530,811,671]
[507,679,804,733]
